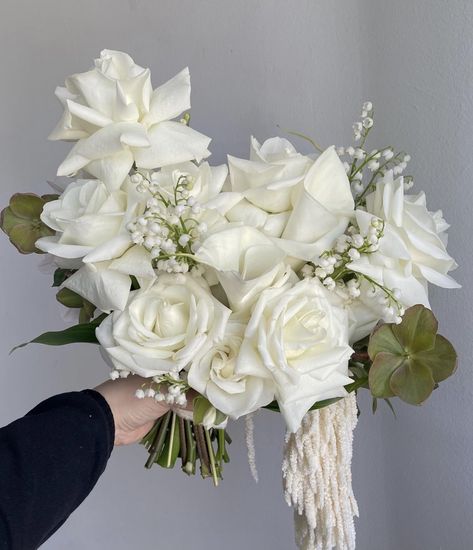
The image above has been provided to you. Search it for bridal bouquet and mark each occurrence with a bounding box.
[2,50,459,550]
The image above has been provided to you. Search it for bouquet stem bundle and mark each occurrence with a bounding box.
[141,412,231,487]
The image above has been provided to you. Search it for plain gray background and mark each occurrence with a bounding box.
[0,1,471,549]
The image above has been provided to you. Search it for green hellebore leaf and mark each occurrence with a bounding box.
[9,193,45,219]
[389,360,435,405]
[0,206,20,234]
[367,304,457,405]
[1,193,57,254]
[369,352,403,398]
[392,304,438,353]
[368,324,404,358]
[414,334,457,383]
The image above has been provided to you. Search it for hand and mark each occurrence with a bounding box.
[95,376,170,446]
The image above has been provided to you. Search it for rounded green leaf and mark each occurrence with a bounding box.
[389,360,435,405]
[367,305,457,406]
[369,352,404,398]
[0,206,21,234]
[414,334,457,382]
[392,304,437,353]
[9,193,45,219]
[8,224,43,254]
[368,324,404,359]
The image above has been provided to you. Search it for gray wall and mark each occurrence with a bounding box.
[0,1,470,549]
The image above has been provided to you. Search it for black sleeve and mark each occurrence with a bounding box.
[0,390,115,550]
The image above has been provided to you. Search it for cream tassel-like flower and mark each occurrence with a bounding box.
[282,394,358,550]
[245,412,259,482]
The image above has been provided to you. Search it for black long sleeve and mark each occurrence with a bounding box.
[0,390,114,550]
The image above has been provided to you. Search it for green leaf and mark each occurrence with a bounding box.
[372,397,378,414]
[56,288,84,308]
[368,324,404,359]
[414,334,457,382]
[41,194,59,203]
[383,398,397,418]
[193,396,212,425]
[392,304,437,353]
[53,268,75,287]
[367,305,457,406]
[0,207,19,234]
[213,409,227,426]
[1,193,55,254]
[8,223,44,254]
[10,320,104,353]
[369,352,404,398]
[79,301,96,324]
[390,360,435,405]
[9,193,45,219]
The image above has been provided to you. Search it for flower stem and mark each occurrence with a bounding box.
[194,424,210,478]
[145,411,171,469]
[204,428,220,487]
[166,412,177,468]
[178,416,187,466]
[183,419,197,475]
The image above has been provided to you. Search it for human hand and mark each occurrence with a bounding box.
[95,376,170,446]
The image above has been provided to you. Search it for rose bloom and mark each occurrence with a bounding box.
[347,172,460,339]
[36,178,131,262]
[226,139,354,266]
[236,272,353,432]
[49,49,211,189]
[195,225,290,314]
[96,274,231,377]
[188,320,275,418]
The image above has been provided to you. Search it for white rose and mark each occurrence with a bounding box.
[227,142,354,266]
[348,173,459,309]
[236,273,353,432]
[228,136,312,215]
[35,177,154,312]
[36,179,130,260]
[195,225,292,314]
[96,274,231,377]
[188,321,275,418]
[50,50,211,189]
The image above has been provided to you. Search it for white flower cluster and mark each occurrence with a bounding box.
[305,217,404,323]
[338,102,413,202]
[352,100,374,141]
[134,374,188,407]
[126,170,208,273]
[35,51,460,433]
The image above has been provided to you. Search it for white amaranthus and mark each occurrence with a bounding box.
[282,394,358,550]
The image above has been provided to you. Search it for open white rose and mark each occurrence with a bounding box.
[188,320,275,418]
[236,273,353,432]
[50,49,211,189]
[195,225,291,314]
[348,173,459,315]
[227,142,354,266]
[36,178,132,260]
[228,136,312,216]
[96,274,231,377]
[35,177,153,311]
